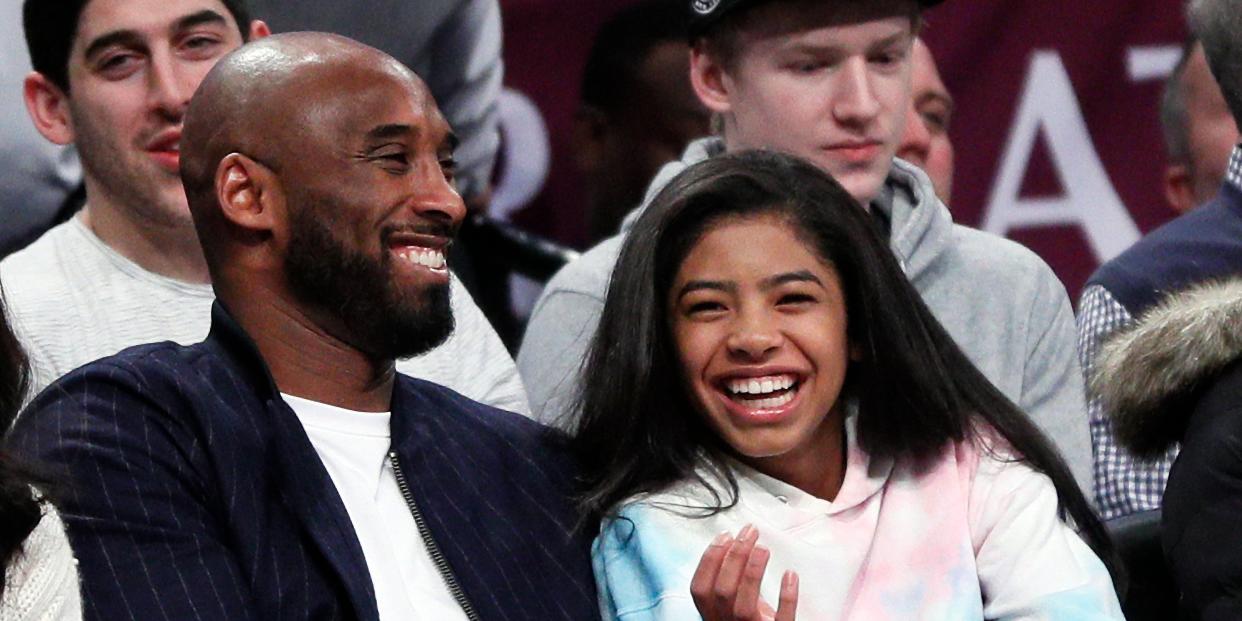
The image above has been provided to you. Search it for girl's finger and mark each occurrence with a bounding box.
[731,544,770,620]
[773,570,799,621]
[691,531,733,618]
[712,525,759,613]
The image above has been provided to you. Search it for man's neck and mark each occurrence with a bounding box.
[225,286,396,413]
[80,203,211,284]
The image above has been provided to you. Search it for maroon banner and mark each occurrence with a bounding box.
[497,0,1187,300]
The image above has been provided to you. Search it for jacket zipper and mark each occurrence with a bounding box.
[387,451,481,621]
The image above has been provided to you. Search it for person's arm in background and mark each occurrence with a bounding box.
[518,286,605,427]
[427,0,503,208]
[1075,284,1176,519]
[1019,265,1094,493]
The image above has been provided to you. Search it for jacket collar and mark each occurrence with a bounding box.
[1091,277,1242,457]
[204,301,283,401]
[204,301,382,621]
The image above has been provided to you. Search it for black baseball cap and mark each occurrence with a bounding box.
[688,0,947,38]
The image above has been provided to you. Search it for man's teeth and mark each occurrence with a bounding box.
[727,374,795,396]
[401,247,446,269]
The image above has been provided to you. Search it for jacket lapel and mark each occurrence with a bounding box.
[270,399,381,621]
[206,303,381,621]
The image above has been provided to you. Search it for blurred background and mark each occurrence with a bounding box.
[497,0,1186,299]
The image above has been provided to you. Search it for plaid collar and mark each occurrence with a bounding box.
[1226,144,1242,193]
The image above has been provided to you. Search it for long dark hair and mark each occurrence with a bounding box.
[572,150,1116,574]
[0,286,43,599]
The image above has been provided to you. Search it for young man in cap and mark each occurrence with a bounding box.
[519,0,1093,490]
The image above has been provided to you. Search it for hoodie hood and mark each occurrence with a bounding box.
[621,138,955,283]
[1090,278,1242,456]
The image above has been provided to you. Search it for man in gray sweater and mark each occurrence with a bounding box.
[518,0,1093,490]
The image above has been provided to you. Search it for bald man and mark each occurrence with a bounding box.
[11,33,599,621]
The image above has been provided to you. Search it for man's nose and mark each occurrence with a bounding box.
[832,58,882,127]
[147,53,192,119]
[896,101,930,166]
[410,167,467,228]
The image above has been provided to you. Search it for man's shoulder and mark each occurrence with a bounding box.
[30,340,213,404]
[395,374,566,447]
[1089,195,1242,311]
[938,223,1060,291]
[11,340,223,455]
[0,221,81,306]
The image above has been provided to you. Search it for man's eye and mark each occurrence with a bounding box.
[791,61,826,74]
[184,36,220,51]
[97,53,139,75]
[375,151,408,165]
[439,159,457,182]
[920,111,949,133]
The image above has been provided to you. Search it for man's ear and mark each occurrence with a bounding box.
[689,44,733,115]
[248,20,271,40]
[216,153,281,236]
[571,105,609,174]
[23,72,74,145]
[1163,164,1195,214]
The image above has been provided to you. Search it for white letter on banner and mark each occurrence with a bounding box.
[981,50,1140,263]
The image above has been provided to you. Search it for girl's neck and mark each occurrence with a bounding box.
[742,407,849,501]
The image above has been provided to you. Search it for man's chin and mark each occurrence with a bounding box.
[827,167,889,207]
[376,286,455,360]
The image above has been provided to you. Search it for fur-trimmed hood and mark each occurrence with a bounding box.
[1091,278,1242,456]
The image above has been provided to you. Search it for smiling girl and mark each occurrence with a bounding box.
[573,151,1123,620]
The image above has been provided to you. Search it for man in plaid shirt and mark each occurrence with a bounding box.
[1079,7,1242,519]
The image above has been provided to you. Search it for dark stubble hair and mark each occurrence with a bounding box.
[284,199,454,361]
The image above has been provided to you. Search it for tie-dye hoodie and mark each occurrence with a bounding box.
[592,419,1122,620]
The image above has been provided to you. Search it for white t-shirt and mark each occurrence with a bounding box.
[283,393,470,621]
[0,215,530,415]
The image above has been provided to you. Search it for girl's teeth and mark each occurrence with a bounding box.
[728,374,797,396]
[744,391,795,410]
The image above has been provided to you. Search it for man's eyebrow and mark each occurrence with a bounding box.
[917,91,956,113]
[83,10,229,62]
[868,30,914,53]
[171,9,229,35]
[365,124,415,141]
[762,270,822,289]
[83,30,144,62]
[677,280,735,300]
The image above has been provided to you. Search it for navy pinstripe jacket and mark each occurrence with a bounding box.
[9,304,601,621]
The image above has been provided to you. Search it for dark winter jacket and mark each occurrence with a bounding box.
[1091,279,1242,620]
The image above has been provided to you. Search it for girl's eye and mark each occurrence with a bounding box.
[778,293,816,306]
[687,300,726,315]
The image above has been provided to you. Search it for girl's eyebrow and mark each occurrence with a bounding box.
[675,270,821,300]
[762,270,822,290]
[676,280,734,300]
